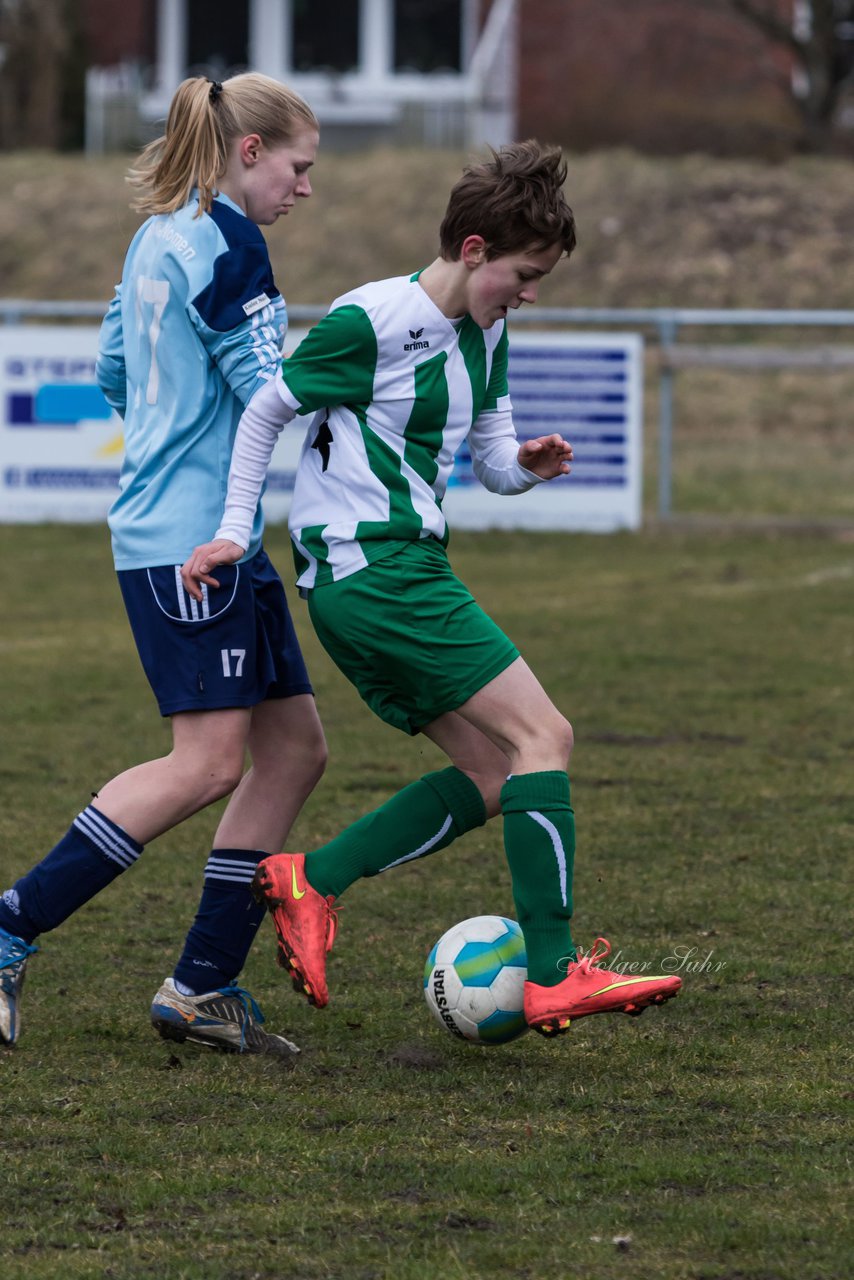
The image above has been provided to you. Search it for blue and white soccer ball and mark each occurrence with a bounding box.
[423,915,529,1045]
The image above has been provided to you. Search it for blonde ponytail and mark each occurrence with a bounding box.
[128,73,318,218]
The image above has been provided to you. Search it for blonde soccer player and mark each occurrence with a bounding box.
[1,74,326,1057]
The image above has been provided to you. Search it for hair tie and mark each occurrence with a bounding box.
[208,80,223,103]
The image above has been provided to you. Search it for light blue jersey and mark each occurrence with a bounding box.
[97,192,287,569]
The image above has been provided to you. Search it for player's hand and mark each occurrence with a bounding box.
[181,539,245,602]
[518,434,573,479]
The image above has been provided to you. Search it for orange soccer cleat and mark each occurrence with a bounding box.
[524,937,682,1038]
[252,853,338,1008]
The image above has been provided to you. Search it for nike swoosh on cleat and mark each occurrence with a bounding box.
[291,864,306,900]
[585,977,675,999]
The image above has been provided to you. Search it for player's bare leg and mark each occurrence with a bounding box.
[448,656,573,775]
[213,695,326,853]
[94,707,254,845]
[420,712,511,816]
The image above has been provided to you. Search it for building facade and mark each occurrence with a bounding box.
[80,0,811,156]
[85,0,518,150]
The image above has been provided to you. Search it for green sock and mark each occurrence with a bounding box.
[501,771,577,987]
[306,767,487,900]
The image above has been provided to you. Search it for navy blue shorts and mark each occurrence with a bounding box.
[118,547,313,717]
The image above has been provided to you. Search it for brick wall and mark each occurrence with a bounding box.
[517,0,801,155]
[79,0,803,155]
[83,0,155,67]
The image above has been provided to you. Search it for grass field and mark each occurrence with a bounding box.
[1,520,850,1279]
[644,363,854,523]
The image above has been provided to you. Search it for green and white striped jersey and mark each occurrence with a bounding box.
[277,272,535,589]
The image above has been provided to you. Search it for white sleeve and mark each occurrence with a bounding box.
[214,374,296,549]
[468,409,545,495]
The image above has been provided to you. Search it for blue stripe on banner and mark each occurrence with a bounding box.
[528,433,627,445]
[8,394,36,425]
[449,472,627,489]
[574,455,627,466]
[511,392,627,403]
[266,470,298,492]
[35,384,113,423]
[514,413,628,425]
[510,369,627,380]
[511,349,627,362]
[8,468,121,489]
[506,432,628,446]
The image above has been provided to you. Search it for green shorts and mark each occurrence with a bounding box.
[307,539,519,735]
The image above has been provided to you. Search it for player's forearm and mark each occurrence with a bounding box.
[469,412,545,495]
[215,376,296,547]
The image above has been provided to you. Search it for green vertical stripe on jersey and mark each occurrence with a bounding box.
[354,398,425,545]
[402,351,450,488]
[293,524,332,584]
[292,540,311,581]
[458,316,488,420]
[284,305,379,586]
[481,321,509,412]
[282,305,378,411]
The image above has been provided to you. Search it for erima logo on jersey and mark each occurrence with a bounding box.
[243,292,272,317]
[404,327,430,351]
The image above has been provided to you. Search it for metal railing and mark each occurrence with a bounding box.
[4,300,853,520]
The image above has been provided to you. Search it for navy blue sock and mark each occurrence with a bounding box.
[172,849,266,994]
[0,806,143,944]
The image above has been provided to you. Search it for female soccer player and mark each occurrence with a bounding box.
[182,141,682,1038]
[0,74,326,1057]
